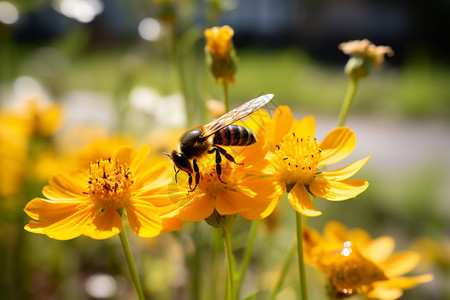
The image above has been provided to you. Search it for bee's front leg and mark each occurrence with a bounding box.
[189,159,200,191]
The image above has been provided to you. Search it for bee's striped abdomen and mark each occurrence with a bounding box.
[213,125,256,146]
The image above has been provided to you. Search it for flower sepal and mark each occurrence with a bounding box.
[205,209,236,229]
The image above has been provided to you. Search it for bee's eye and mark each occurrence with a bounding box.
[173,152,193,173]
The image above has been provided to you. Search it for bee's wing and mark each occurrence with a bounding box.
[202,94,274,138]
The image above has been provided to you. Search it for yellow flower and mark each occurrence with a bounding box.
[164,127,284,222]
[260,106,370,217]
[24,145,183,240]
[303,221,434,299]
[0,112,29,197]
[205,25,234,58]
[339,39,394,78]
[20,96,64,137]
[204,25,237,84]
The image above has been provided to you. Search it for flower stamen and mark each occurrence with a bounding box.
[275,133,321,186]
[87,158,135,212]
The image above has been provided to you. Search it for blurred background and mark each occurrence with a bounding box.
[0,0,449,299]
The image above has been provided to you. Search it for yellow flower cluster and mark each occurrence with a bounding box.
[303,221,433,299]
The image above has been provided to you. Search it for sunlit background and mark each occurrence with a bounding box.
[1,1,449,299]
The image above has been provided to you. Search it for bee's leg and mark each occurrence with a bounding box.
[190,159,200,191]
[174,168,180,183]
[209,147,226,184]
[216,146,243,165]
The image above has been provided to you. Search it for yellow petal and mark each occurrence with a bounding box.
[288,183,322,216]
[25,205,94,240]
[134,188,181,207]
[291,115,316,138]
[272,105,293,146]
[163,193,215,222]
[381,251,421,277]
[237,177,286,220]
[129,144,151,174]
[126,204,183,238]
[24,197,88,220]
[362,285,404,300]
[319,155,371,181]
[362,236,395,264]
[377,274,434,289]
[83,209,122,240]
[135,162,172,190]
[309,178,369,201]
[323,221,349,242]
[319,127,356,166]
[112,145,137,167]
[347,228,373,246]
[215,190,250,216]
[43,172,87,199]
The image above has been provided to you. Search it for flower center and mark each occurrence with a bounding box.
[87,158,135,212]
[197,160,234,196]
[275,133,321,186]
[315,241,388,293]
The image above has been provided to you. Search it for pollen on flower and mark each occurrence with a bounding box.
[275,133,321,186]
[87,157,135,212]
[196,161,234,195]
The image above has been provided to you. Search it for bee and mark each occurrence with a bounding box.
[167,94,273,191]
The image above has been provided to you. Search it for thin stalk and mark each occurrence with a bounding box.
[118,227,145,300]
[223,81,230,112]
[296,212,308,300]
[222,227,236,300]
[337,77,359,127]
[268,238,296,300]
[236,220,260,298]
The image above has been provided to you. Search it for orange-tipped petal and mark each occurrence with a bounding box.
[319,127,356,166]
[319,155,371,181]
[288,183,322,217]
[310,179,369,201]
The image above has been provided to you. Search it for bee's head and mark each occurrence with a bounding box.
[168,150,193,174]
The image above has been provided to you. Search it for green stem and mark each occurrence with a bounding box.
[223,81,230,112]
[296,212,308,300]
[236,220,260,298]
[268,237,296,300]
[337,77,359,127]
[222,227,236,300]
[118,227,145,300]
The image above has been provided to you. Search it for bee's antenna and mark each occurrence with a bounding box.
[163,152,172,160]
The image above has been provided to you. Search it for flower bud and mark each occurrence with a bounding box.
[339,39,394,79]
[204,25,237,84]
